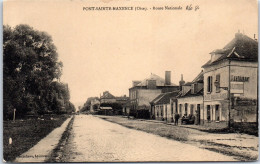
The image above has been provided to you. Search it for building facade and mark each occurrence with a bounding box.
[202,32,258,128]
[151,91,179,122]
[129,71,179,118]
[177,71,204,125]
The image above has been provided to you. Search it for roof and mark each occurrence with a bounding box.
[150,93,165,104]
[115,96,129,101]
[183,82,192,86]
[202,33,258,68]
[135,73,177,87]
[191,70,204,83]
[151,91,179,105]
[177,88,203,98]
[100,91,115,99]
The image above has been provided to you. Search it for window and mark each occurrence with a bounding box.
[191,83,198,94]
[216,74,220,93]
[207,76,213,93]
[171,103,173,115]
[191,84,195,94]
[194,83,198,93]
[185,103,188,115]
[215,105,220,121]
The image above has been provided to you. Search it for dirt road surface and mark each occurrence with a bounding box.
[53,115,237,162]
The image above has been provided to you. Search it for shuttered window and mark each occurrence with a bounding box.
[207,76,212,93]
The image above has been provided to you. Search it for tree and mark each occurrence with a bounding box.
[48,81,71,114]
[80,97,99,112]
[3,24,63,118]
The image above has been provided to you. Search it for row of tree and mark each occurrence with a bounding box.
[3,24,75,120]
[80,97,99,112]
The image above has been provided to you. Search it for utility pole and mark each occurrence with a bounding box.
[228,60,231,128]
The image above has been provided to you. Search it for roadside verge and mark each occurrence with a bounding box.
[14,116,73,163]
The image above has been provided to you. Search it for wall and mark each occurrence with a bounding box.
[203,60,258,127]
[155,104,163,120]
[178,96,203,117]
[155,103,173,122]
[230,61,258,99]
[178,95,203,125]
[137,89,162,108]
[203,100,229,123]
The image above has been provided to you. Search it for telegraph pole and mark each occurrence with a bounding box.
[228,60,231,128]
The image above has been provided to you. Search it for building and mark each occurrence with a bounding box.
[115,95,129,104]
[129,71,179,118]
[100,91,116,103]
[202,32,258,128]
[151,91,179,122]
[100,91,129,115]
[177,71,204,125]
[90,98,100,113]
[122,100,131,116]
[99,106,113,115]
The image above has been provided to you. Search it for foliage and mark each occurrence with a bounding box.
[80,97,99,112]
[3,24,74,119]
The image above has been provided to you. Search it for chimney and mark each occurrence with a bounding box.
[179,74,185,90]
[165,71,171,85]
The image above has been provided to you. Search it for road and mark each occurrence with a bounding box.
[55,115,236,162]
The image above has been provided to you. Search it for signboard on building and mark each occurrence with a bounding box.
[204,93,228,101]
[230,81,244,94]
[231,76,249,82]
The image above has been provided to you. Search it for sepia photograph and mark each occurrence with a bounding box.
[3,0,258,162]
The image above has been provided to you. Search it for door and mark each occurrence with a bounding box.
[207,105,211,122]
[197,104,200,124]
[215,105,220,121]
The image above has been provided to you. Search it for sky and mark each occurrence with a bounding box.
[3,0,258,108]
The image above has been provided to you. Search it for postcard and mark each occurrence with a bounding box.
[3,0,258,162]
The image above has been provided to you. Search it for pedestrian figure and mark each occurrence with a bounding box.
[174,113,180,125]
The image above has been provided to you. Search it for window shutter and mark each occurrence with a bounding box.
[216,74,220,92]
[210,76,213,92]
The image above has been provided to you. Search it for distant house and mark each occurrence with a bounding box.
[177,71,204,125]
[100,91,129,115]
[129,71,179,119]
[100,91,116,103]
[201,32,258,128]
[150,91,179,122]
[99,106,113,115]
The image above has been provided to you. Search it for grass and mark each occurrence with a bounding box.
[201,123,258,136]
[47,116,75,162]
[3,114,70,162]
[99,116,193,141]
